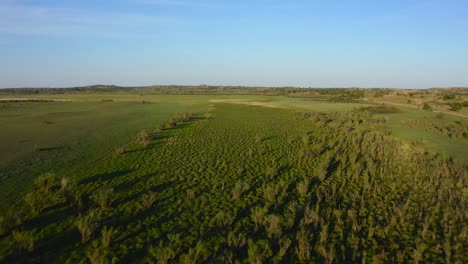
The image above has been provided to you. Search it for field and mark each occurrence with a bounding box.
[0,87,467,263]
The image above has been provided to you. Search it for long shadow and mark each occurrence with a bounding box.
[79,169,134,185]
[39,146,64,151]
[114,172,159,192]
[114,180,178,207]
[22,205,75,231]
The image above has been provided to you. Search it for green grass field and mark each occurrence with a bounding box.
[0,92,466,263]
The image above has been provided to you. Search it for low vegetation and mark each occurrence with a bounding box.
[0,89,466,263]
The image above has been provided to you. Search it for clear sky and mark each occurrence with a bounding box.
[1,0,467,88]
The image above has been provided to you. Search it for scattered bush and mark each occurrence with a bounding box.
[86,240,116,264]
[24,190,59,215]
[148,242,175,264]
[448,102,462,112]
[140,191,157,209]
[101,226,118,248]
[90,188,115,209]
[34,172,58,191]
[422,103,433,111]
[76,213,99,242]
[12,230,34,253]
[115,147,126,155]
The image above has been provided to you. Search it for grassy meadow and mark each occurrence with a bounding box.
[0,88,466,263]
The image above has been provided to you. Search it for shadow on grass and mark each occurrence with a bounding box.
[79,169,134,185]
[39,146,64,151]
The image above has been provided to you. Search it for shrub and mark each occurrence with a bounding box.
[255,134,264,143]
[140,191,157,209]
[12,230,34,253]
[0,214,13,235]
[148,241,175,264]
[422,103,432,111]
[449,102,462,112]
[34,172,58,191]
[137,130,152,147]
[179,241,207,264]
[297,179,309,200]
[212,211,234,228]
[101,226,118,248]
[251,207,268,231]
[186,188,195,199]
[442,94,456,100]
[24,191,54,215]
[247,239,272,264]
[90,188,115,209]
[115,147,126,155]
[86,240,116,264]
[265,166,278,178]
[227,231,247,248]
[76,213,99,242]
[33,144,41,152]
[263,214,281,238]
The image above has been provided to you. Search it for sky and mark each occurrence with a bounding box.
[0,0,467,88]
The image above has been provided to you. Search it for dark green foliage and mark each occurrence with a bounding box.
[90,188,115,209]
[76,211,99,242]
[422,103,433,111]
[449,102,462,111]
[442,93,456,100]
[24,190,63,215]
[34,172,59,191]
[11,230,34,253]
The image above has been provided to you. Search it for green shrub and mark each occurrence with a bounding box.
[422,103,433,111]
[449,102,462,112]
[90,188,115,209]
[34,172,58,191]
[101,226,118,248]
[86,240,116,264]
[115,147,126,155]
[24,190,57,215]
[148,241,175,264]
[247,239,272,264]
[76,212,99,242]
[140,191,157,209]
[12,230,34,253]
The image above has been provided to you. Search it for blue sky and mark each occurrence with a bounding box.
[1,0,467,88]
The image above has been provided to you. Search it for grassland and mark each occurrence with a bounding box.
[0,87,466,263]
